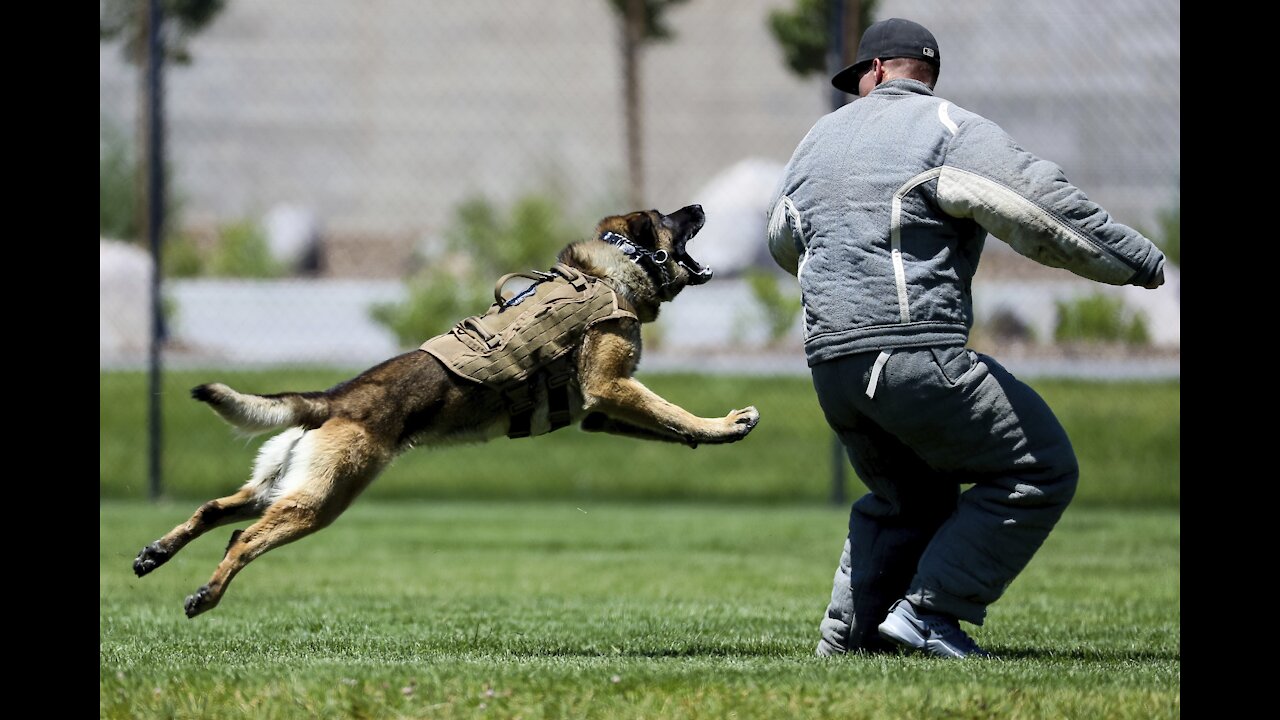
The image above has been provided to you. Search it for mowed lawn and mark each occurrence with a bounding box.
[100,371,1180,507]
[101,501,1179,719]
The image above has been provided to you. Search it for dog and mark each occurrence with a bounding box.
[133,204,761,617]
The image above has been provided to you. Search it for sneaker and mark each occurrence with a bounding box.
[877,599,989,658]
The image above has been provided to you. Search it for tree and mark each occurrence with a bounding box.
[606,0,690,209]
[100,1,228,244]
[768,0,878,86]
[100,0,227,65]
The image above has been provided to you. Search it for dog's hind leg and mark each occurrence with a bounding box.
[132,488,263,577]
[133,428,303,578]
[182,419,390,618]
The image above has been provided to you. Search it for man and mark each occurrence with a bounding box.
[766,17,1166,659]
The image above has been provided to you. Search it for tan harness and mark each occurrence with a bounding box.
[419,263,636,438]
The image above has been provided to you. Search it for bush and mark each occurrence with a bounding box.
[744,268,802,345]
[102,120,277,280]
[1054,293,1150,345]
[99,117,183,244]
[371,191,582,347]
[100,120,137,241]
[206,219,284,278]
[370,272,492,347]
[159,219,289,279]
[443,193,577,277]
[1157,203,1179,266]
[162,232,206,278]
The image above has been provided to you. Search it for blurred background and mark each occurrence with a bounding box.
[100,0,1180,505]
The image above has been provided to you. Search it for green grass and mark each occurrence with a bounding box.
[101,501,1179,719]
[100,370,1180,506]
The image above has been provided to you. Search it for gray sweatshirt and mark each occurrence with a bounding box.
[767,78,1166,367]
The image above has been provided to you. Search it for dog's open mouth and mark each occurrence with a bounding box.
[670,205,713,285]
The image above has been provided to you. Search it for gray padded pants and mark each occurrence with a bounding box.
[811,346,1079,654]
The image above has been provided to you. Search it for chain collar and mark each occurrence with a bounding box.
[599,230,676,299]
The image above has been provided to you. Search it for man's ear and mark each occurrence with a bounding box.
[626,212,655,245]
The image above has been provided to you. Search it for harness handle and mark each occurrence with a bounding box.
[550,263,589,290]
[493,271,553,305]
[459,317,499,348]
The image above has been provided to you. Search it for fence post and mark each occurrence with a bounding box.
[146,0,166,502]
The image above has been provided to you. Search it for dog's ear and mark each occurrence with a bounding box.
[626,212,656,246]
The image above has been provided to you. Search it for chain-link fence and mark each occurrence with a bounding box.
[100,0,1179,499]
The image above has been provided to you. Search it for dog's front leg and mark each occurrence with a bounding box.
[580,412,700,445]
[579,324,759,447]
[584,378,759,446]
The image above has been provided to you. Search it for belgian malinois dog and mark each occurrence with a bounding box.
[133,205,761,617]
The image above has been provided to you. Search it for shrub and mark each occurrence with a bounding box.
[1156,203,1179,266]
[100,120,138,241]
[371,191,582,348]
[443,194,576,278]
[1053,293,1149,345]
[744,268,802,345]
[207,219,285,278]
[100,117,185,244]
[369,272,492,347]
[157,219,288,279]
[162,233,206,278]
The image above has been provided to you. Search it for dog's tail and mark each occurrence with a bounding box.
[191,383,332,434]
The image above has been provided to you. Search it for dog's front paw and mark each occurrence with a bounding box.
[702,406,760,445]
[729,406,760,434]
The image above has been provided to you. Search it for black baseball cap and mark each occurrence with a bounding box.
[831,18,941,95]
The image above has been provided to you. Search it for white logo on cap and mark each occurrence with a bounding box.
[923,47,935,58]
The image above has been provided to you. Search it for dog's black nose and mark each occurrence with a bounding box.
[678,204,705,223]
